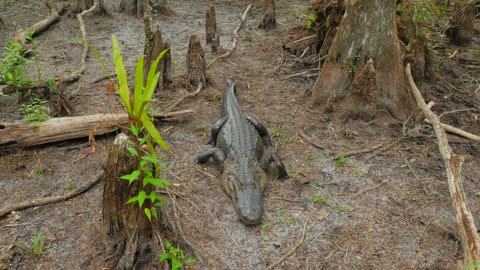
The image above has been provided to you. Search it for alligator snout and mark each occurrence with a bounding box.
[233,188,263,224]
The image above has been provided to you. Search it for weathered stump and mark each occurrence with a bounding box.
[448,0,475,45]
[103,133,167,269]
[258,0,276,30]
[144,9,171,91]
[186,33,207,88]
[205,5,217,45]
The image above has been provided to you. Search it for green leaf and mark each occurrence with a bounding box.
[172,259,183,270]
[137,190,147,208]
[130,124,139,137]
[111,35,132,115]
[138,135,150,145]
[141,113,169,151]
[133,56,145,117]
[149,191,167,204]
[80,37,112,79]
[144,207,152,221]
[127,195,139,204]
[119,170,141,185]
[151,207,158,219]
[127,146,138,157]
[159,253,170,262]
[144,49,168,102]
[185,258,198,265]
[141,154,157,164]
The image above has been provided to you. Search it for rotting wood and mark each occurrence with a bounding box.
[0,110,193,148]
[0,172,104,219]
[15,0,68,44]
[186,34,207,88]
[207,4,252,68]
[258,0,276,30]
[406,63,480,269]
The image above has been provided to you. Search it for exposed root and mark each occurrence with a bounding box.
[165,83,202,112]
[338,136,405,159]
[207,4,252,68]
[0,172,104,219]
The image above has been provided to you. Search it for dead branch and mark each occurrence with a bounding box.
[0,172,104,219]
[298,130,324,150]
[406,63,480,268]
[424,118,480,142]
[349,178,390,201]
[0,110,193,148]
[165,83,202,111]
[265,217,309,270]
[15,0,68,43]
[207,4,252,68]
[339,136,405,159]
[2,3,96,94]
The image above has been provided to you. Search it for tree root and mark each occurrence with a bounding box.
[165,83,202,112]
[207,4,252,68]
[0,172,104,219]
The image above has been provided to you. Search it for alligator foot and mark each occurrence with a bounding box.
[198,147,226,164]
[261,152,288,180]
[207,116,227,146]
[246,115,272,146]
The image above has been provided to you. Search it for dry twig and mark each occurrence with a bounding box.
[207,4,252,68]
[406,63,480,268]
[265,217,309,270]
[0,172,104,218]
[298,130,324,150]
[349,178,390,201]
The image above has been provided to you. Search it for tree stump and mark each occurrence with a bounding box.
[103,133,167,269]
[153,0,175,16]
[75,0,108,15]
[144,8,171,91]
[186,33,207,88]
[258,0,276,30]
[448,0,475,45]
[120,0,174,18]
[205,5,217,45]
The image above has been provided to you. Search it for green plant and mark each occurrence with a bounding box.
[348,52,361,73]
[211,93,223,103]
[0,31,37,87]
[466,261,480,269]
[34,169,44,177]
[159,241,197,270]
[18,97,49,122]
[273,124,287,137]
[32,232,43,255]
[110,35,171,221]
[285,137,294,144]
[336,153,350,167]
[304,9,318,31]
[260,217,270,230]
[46,79,58,94]
[63,177,76,190]
[312,193,350,212]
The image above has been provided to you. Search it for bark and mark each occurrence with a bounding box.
[258,0,276,30]
[448,0,475,45]
[205,5,217,44]
[311,1,414,120]
[186,33,207,88]
[0,111,192,148]
[143,8,171,91]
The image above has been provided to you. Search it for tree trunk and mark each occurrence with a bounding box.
[144,2,171,91]
[448,0,475,45]
[186,33,207,88]
[121,0,174,17]
[258,0,276,30]
[311,1,414,120]
[103,133,167,269]
[205,5,217,45]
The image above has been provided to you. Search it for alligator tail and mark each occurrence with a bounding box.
[223,76,237,95]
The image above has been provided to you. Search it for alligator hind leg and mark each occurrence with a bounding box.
[260,152,288,180]
[246,115,272,146]
[198,147,226,164]
[207,116,227,145]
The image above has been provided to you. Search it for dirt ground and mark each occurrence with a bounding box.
[1,0,480,269]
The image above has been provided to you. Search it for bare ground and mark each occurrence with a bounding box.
[0,0,479,269]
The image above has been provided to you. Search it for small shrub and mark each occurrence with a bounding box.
[32,232,43,256]
[18,97,49,122]
[159,241,197,270]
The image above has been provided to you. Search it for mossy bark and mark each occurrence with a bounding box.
[311,1,414,120]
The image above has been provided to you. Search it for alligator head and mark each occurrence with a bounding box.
[221,158,267,224]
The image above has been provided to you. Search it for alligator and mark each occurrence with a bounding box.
[198,77,288,224]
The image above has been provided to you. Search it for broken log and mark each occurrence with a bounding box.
[186,34,207,88]
[0,110,193,148]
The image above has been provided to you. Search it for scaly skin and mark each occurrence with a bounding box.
[198,77,287,224]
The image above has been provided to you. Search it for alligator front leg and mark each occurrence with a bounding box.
[246,115,272,146]
[207,116,227,146]
[198,147,226,164]
[260,152,288,180]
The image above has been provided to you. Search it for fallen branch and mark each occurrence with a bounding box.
[207,4,252,68]
[15,0,68,43]
[0,110,193,147]
[339,136,405,159]
[349,178,390,201]
[0,172,104,218]
[298,130,324,150]
[265,217,309,270]
[279,68,319,81]
[406,63,480,268]
[2,3,97,94]
[425,118,480,142]
[165,83,202,111]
